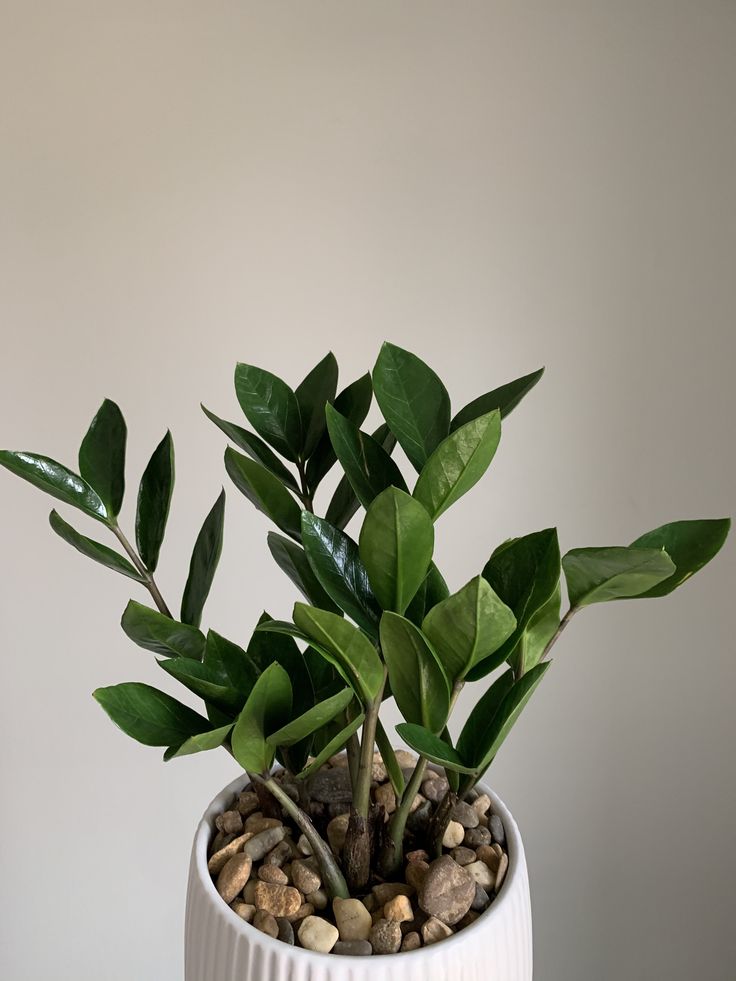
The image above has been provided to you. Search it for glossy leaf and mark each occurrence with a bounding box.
[201,405,300,492]
[505,584,561,678]
[450,367,544,431]
[267,532,341,613]
[93,682,210,746]
[181,490,226,627]
[295,352,339,458]
[325,423,398,530]
[267,687,354,747]
[78,399,127,516]
[422,575,516,681]
[0,451,108,522]
[325,404,408,510]
[164,723,233,761]
[413,410,501,521]
[395,724,476,775]
[121,600,206,660]
[292,603,384,703]
[405,563,450,625]
[204,629,259,698]
[380,613,450,732]
[225,448,302,541]
[231,663,293,774]
[49,509,144,581]
[460,663,551,776]
[306,373,373,489]
[158,657,243,712]
[301,513,380,636]
[373,342,451,471]
[234,363,302,462]
[297,712,365,779]
[359,486,434,614]
[629,519,731,598]
[456,668,515,765]
[135,431,174,573]
[563,546,675,607]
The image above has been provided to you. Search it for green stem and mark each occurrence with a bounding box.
[262,776,349,899]
[296,459,314,513]
[352,670,387,818]
[110,521,172,618]
[541,606,577,661]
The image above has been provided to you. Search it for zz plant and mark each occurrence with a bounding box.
[1,343,729,900]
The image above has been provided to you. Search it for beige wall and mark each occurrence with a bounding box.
[1,3,734,978]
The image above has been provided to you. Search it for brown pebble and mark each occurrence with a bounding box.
[418,855,475,926]
[495,852,509,891]
[216,853,253,904]
[253,881,302,917]
[263,840,292,867]
[258,865,288,885]
[276,917,295,945]
[286,902,314,924]
[369,918,402,954]
[306,889,328,911]
[406,860,429,891]
[421,916,453,945]
[236,791,259,818]
[253,909,278,938]
[292,858,321,894]
[326,813,350,854]
[401,931,422,951]
[207,832,253,875]
[476,844,501,872]
[245,815,283,834]
[374,782,396,813]
[384,894,413,923]
[372,882,413,905]
[451,801,479,829]
[472,793,491,817]
[333,940,373,956]
[451,846,477,866]
[406,849,429,864]
[442,820,465,848]
[209,830,234,856]
[220,809,244,834]
[298,915,339,952]
[243,880,257,904]
[229,900,255,922]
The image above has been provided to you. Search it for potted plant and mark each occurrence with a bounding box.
[1,342,729,980]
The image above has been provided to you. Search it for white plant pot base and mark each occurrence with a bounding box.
[185,772,533,980]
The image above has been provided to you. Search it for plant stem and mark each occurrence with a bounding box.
[541,606,578,662]
[110,521,172,618]
[352,675,386,818]
[262,776,349,899]
[296,459,314,513]
[378,755,428,877]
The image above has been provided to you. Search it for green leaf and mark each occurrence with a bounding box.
[450,367,544,431]
[201,405,300,492]
[404,563,450,625]
[306,373,373,489]
[225,448,302,541]
[121,600,206,660]
[164,723,233,761]
[135,431,174,573]
[380,613,450,732]
[296,712,365,779]
[49,509,144,581]
[267,688,354,747]
[181,489,226,627]
[359,486,434,614]
[267,532,341,614]
[395,724,476,775]
[459,663,551,776]
[158,657,243,712]
[422,575,516,681]
[562,546,676,607]
[0,451,108,522]
[456,668,515,765]
[234,363,302,462]
[204,629,259,697]
[629,518,731,598]
[507,584,561,677]
[292,603,384,704]
[295,352,339,459]
[325,404,408,510]
[78,399,127,517]
[301,513,380,636]
[231,663,293,773]
[325,423,398,530]
[373,342,451,471]
[93,682,210,746]
[413,410,501,521]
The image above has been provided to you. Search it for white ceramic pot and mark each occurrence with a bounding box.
[185,772,533,980]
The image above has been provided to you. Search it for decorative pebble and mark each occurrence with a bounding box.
[372,882,413,905]
[244,826,287,862]
[489,813,506,846]
[245,815,283,834]
[401,931,422,951]
[236,791,260,818]
[276,917,295,945]
[472,793,491,816]
[229,900,255,922]
[464,860,495,890]
[253,909,278,938]
[406,859,429,891]
[326,813,350,854]
[243,880,257,904]
[418,855,475,926]
[471,884,490,911]
[292,859,321,894]
[450,846,477,866]
[220,809,244,834]
[210,830,234,854]
[258,865,288,885]
[311,768,353,805]
[422,776,449,802]
[369,918,402,954]
[442,820,465,849]
[207,832,253,875]
[298,915,339,953]
[297,834,313,856]
[263,840,292,867]
[384,894,413,923]
[372,753,388,782]
[421,916,454,945]
[451,801,479,829]
[216,853,253,904]
[333,939,373,956]
[476,844,501,871]
[306,889,328,911]
[374,783,396,813]
[495,852,509,891]
[333,897,372,941]
[287,902,315,924]
[253,882,302,918]
[406,849,429,864]
[407,799,433,834]
[463,826,491,848]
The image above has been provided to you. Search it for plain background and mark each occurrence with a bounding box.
[1,3,734,979]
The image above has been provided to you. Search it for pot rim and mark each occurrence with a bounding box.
[192,768,524,965]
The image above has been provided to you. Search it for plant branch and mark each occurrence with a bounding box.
[261,775,349,899]
[110,521,172,618]
[541,606,578,662]
[352,671,387,818]
[296,459,314,513]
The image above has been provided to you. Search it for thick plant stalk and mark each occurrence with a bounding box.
[429,787,459,857]
[262,776,350,900]
[377,755,428,878]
